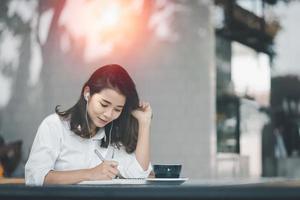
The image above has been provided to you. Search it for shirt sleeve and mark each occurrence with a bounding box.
[25,117,61,186]
[116,148,152,178]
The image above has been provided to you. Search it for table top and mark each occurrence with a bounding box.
[1,178,300,200]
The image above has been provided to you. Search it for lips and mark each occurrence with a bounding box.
[97,117,108,124]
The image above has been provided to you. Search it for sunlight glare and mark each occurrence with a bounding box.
[99,4,121,28]
[59,0,143,62]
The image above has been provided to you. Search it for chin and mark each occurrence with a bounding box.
[96,124,105,128]
[94,121,106,128]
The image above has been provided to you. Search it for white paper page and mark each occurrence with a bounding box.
[79,178,146,185]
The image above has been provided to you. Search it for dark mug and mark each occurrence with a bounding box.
[153,164,182,178]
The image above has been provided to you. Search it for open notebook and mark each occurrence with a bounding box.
[79,178,188,185]
[79,178,146,185]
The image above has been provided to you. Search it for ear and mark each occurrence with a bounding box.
[83,86,90,100]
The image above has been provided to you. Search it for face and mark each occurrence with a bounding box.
[86,88,126,128]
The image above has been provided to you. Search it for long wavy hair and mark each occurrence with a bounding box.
[56,64,140,153]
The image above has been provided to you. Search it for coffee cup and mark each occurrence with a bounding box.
[153,164,182,178]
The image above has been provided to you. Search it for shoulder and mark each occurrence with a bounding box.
[42,113,62,124]
[36,113,70,140]
[40,113,69,130]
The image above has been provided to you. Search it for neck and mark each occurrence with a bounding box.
[89,123,97,137]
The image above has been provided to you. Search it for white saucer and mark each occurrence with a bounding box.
[146,177,188,185]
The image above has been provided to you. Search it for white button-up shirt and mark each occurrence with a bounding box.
[25,114,152,185]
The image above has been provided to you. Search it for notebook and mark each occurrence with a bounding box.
[79,178,146,185]
[79,178,188,185]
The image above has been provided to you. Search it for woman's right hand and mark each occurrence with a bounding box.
[88,160,119,180]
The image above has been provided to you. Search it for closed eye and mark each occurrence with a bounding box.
[100,103,108,107]
[99,98,124,111]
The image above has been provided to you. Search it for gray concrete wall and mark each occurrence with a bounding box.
[0,0,215,178]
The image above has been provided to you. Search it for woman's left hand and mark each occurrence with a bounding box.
[131,101,152,126]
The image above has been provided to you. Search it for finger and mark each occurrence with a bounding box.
[141,102,146,109]
[104,173,113,180]
[103,174,111,180]
[108,169,119,178]
[106,171,116,179]
[139,101,146,108]
[102,167,115,179]
[144,102,150,109]
[108,166,119,175]
[104,160,118,167]
[143,101,149,108]
[99,170,112,180]
[138,102,147,110]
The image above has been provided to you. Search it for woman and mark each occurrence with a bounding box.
[25,64,152,185]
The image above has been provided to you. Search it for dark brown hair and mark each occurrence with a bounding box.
[56,64,139,153]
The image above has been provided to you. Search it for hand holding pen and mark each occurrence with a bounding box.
[87,149,119,180]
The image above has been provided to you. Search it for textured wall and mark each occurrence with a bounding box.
[134,1,216,178]
[0,0,215,178]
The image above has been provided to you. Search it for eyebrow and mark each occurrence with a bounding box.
[101,98,124,108]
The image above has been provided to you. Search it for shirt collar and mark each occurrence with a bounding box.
[91,128,105,140]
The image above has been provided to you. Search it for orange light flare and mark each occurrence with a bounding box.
[61,0,144,55]
[92,1,142,46]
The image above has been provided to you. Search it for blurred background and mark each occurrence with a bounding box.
[0,0,300,180]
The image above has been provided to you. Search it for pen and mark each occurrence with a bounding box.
[94,149,122,179]
[94,149,105,161]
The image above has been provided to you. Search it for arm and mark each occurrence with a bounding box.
[131,101,152,170]
[25,117,60,185]
[44,160,119,185]
[135,122,151,170]
[44,169,91,184]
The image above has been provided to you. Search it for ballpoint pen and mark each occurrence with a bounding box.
[94,149,121,179]
[94,149,105,161]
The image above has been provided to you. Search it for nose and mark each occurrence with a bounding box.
[103,108,114,120]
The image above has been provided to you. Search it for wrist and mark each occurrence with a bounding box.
[138,122,151,138]
[83,168,93,181]
[138,120,151,128]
